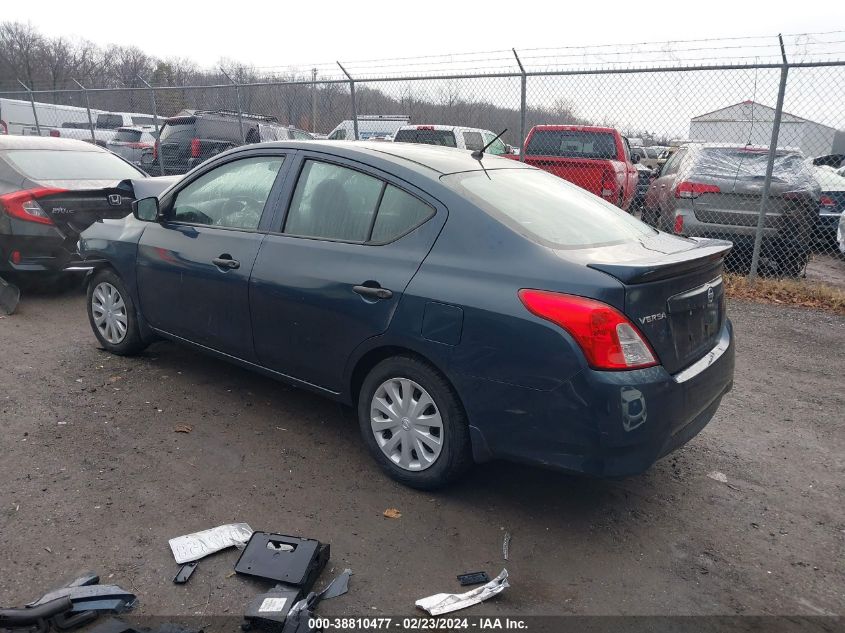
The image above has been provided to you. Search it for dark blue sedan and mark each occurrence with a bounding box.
[79,141,735,489]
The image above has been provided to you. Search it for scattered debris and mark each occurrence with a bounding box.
[502,531,512,560]
[707,471,728,483]
[0,276,20,316]
[172,561,198,584]
[318,568,352,600]
[383,508,401,519]
[242,586,300,631]
[173,424,193,434]
[169,522,253,564]
[416,569,509,615]
[235,533,329,588]
[457,571,489,586]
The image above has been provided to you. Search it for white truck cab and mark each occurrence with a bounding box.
[393,124,514,155]
[326,115,410,141]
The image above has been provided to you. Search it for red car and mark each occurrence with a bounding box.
[516,125,640,210]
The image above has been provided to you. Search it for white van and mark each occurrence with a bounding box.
[393,124,515,156]
[0,97,97,136]
[326,115,409,141]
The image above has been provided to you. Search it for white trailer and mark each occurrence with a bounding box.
[0,97,101,136]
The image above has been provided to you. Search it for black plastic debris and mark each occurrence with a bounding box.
[317,569,352,601]
[457,571,489,586]
[235,533,329,589]
[0,275,20,315]
[173,562,198,585]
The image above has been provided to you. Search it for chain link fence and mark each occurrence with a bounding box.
[2,37,843,285]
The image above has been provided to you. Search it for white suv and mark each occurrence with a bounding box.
[393,125,515,155]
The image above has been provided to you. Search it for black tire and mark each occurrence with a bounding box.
[86,268,148,356]
[357,355,472,489]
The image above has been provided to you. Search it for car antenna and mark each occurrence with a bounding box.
[471,129,507,161]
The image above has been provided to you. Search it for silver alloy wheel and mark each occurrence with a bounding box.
[91,281,128,345]
[370,377,444,472]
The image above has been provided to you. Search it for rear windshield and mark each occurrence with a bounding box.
[444,168,653,248]
[394,129,457,147]
[526,130,618,159]
[96,114,123,129]
[113,129,143,143]
[3,149,144,181]
[691,148,807,181]
[131,116,155,126]
[160,119,197,144]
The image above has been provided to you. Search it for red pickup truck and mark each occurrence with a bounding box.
[516,125,640,210]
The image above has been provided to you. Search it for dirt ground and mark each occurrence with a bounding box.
[0,285,843,620]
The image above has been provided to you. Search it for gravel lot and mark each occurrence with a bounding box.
[0,285,843,619]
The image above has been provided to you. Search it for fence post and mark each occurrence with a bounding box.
[311,68,318,134]
[337,62,358,140]
[749,35,789,282]
[72,79,96,144]
[137,75,165,177]
[513,48,527,162]
[220,67,246,142]
[18,80,41,136]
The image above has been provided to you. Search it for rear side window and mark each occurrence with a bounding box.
[285,161,383,241]
[171,156,285,230]
[394,129,457,147]
[463,131,484,151]
[370,186,434,242]
[526,130,618,159]
[444,168,652,248]
[2,149,144,180]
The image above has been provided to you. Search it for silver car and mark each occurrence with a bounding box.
[107,127,157,166]
[644,144,820,276]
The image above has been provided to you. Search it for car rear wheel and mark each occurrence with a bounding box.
[358,356,471,489]
[87,269,147,356]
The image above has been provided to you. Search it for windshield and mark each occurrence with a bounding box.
[444,168,653,248]
[526,130,618,159]
[394,129,457,147]
[692,148,807,181]
[3,149,144,180]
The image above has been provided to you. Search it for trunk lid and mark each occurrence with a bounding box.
[579,233,732,374]
[523,157,611,197]
[33,179,144,238]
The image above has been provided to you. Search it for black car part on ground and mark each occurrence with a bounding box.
[0,596,76,632]
[457,572,490,586]
[0,274,19,314]
[234,533,329,588]
[172,562,198,584]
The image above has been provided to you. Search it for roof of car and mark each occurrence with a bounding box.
[0,135,105,151]
[235,140,530,176]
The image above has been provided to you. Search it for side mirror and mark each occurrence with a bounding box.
[133,197,160,222]
[631,153,640,164]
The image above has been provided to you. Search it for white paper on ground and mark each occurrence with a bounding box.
[415,569,509,616]
[168,522,253,564]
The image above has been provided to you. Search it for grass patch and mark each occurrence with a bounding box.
[725,273,845,315]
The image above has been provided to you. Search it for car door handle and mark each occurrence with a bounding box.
[353,285,393,300]
[212,255,240,270]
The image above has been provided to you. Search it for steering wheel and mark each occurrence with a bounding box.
[217,196,261,228]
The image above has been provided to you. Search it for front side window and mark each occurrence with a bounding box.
[661,149,686,176]
[444,168,653,248]
[171,156,285,230]
[484,134,507,156]
[328,129,347,140]
[284,160,383,241]
[292,129,313,140]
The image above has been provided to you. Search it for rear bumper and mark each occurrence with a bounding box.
[680,214,811,257]
[457,319,735,476]
[0,233,89,273]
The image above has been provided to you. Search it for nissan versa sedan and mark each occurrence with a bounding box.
[78,141,735,489]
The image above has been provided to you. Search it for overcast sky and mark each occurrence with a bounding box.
[9,0,843,70]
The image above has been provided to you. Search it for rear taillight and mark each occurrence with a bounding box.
[518,289,657,370]
[49,129,61,137]
[416,125,434,130]
[0,188,67,225]
[675,181,720,199]
[600,171,616,198]
[190,138,201,158]
[127,142,151,149]
[673,214,685,234]
[820,194,836,210]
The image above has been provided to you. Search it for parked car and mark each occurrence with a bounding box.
[393,125,514,155]
[0,136,174,279]
[643,144,820,276]
[838,205,845,255]
[518,125,639,210]
[808,163,845,246]
[79,140,735,489]
[631,163,656,210]
[631,146,661,170]
[44,112,158,146]
[326,115,409,141]
[154,110,297,175]
[107,127,158,166]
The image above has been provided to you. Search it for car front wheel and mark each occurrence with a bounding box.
[358,356,471,489]
[87,269,148,356]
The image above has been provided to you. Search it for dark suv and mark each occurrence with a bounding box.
[153,110,313,175]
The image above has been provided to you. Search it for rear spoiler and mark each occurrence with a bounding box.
[588,238,733,284]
